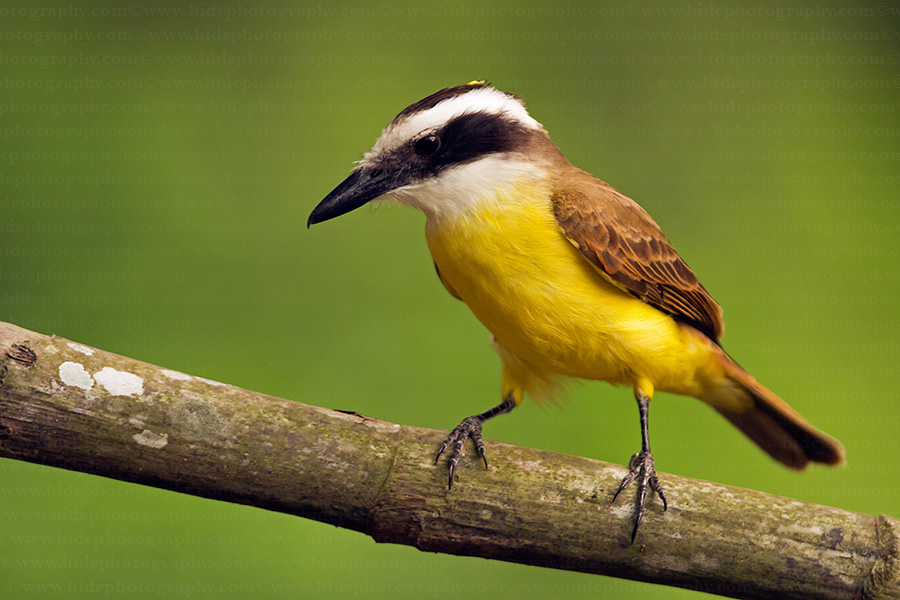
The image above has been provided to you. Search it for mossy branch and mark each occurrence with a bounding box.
[0,321,896,600]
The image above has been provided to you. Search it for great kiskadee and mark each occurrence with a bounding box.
[308,81,845,541]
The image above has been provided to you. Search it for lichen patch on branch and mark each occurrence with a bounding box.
[58,361,94,391]
[132,429,169,449]
[161,369,192,381]
[67,342,95,356]
[94,367,143,397]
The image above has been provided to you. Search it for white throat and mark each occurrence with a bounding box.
[385,155,547,230]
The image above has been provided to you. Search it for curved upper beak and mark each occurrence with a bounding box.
[308,166,401,227]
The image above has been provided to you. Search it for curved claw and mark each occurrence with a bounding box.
[612,450,667,543]
[435,416,486,488]
[435,395,516,489]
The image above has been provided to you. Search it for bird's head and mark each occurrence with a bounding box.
[308,81,559,227]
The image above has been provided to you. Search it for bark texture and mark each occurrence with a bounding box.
[0,321,897,600]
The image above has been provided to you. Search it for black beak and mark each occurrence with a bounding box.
[308,166,401,227]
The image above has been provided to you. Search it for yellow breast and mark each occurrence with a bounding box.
[425,181,711,399]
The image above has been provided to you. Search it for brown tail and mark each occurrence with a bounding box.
[711,352,845,470]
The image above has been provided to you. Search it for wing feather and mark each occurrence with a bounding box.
[552,173,724,342]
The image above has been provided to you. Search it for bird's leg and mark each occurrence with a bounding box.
[435,392,516,488]
[613,381,668,542]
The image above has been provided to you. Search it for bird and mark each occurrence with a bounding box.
[307,81,845,541]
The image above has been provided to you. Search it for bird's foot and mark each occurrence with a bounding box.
[612,450,668,542]
[435,416,488,488]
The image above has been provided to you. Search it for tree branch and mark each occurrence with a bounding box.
[0,321,896,600]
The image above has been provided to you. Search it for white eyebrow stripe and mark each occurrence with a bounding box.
[366,87,541,160]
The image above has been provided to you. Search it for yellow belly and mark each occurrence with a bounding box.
[426,182,713,401]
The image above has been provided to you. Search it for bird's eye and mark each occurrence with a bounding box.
[413,134,440,156]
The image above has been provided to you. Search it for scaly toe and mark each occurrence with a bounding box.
[436,417,485,488]
[612,450,667,542]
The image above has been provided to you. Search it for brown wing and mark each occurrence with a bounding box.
[551,172,724,342]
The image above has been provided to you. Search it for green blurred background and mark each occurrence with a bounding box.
[2,1,899,597]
